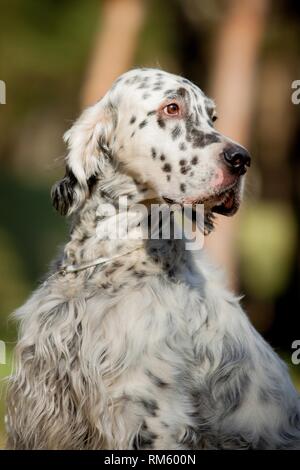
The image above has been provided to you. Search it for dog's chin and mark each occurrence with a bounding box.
[183,183,241,216]
[162,184,242,235]
[201,185,242,234]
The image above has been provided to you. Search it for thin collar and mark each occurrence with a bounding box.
[59,246,142,276]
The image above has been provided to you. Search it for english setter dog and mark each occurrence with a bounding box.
[7,68,300,449]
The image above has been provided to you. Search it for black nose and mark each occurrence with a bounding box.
[223,145,251,175]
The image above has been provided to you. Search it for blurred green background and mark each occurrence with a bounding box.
[0,0,300,447]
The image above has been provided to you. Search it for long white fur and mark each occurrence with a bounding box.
[6,68,300,449]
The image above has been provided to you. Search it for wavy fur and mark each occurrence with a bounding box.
[6,68,300,449]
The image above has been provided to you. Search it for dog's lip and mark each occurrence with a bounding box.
[162,196,180,205]
[211,189,238,216]
[162,184,240,216]
[162,184,235,206]
[200,186,240,216]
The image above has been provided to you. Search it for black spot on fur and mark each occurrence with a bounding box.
[191,156,198,165]
[131,131,135,138]
[192,131,220,148]
[78,234,89,244]
[95,215,105,223]
[126,74,139,85]
[133,270,146,278]
[140,399,159,417]
[100,282,111,290]
[176,87,187,98]
[171,125,182,140]
[153,81,164,91]
[180,183,186,193]
[137,82,149,89]
[151,148,157,159]
[160,154,165,161]
[146,370,169,388]
[129,116,136,125]
[157,117,166,129]
[162,163,172,172]
[142,93,150,100]
[166,175,171,181]
[147,110,156,116]
[132,421,158,450]
[179,159,187,166]
[139,119,148,129]
[179,142,187,151]
[180,166,190,175]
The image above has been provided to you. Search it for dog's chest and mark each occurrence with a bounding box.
[81,274,205,448]
[85,268,204,359]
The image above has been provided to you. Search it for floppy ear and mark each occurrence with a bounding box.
[51,166,79,216]
[51,97,114,215]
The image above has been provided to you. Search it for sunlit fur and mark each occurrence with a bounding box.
[6,69,300,449]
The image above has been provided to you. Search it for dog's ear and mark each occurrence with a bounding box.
[51,97,115,216]
[51,166,78,216]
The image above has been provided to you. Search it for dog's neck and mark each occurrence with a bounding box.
[62,170,190,275]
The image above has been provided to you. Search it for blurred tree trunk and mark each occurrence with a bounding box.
[81,0,146,107]
[205,0,270,289]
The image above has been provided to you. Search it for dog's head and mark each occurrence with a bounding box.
[52,68,250,230]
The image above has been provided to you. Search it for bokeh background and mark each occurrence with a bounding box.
[0,0,300,446]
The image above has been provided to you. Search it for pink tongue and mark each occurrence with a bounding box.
[224,192,234,209]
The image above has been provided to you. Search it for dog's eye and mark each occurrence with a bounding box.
[164,103,180,116]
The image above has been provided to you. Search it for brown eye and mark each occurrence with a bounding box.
[164,103,180,116]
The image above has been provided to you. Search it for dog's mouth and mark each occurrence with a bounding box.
[163,185,240,217]
[205,187,238,216]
